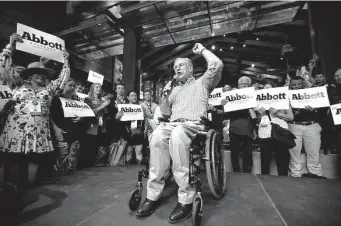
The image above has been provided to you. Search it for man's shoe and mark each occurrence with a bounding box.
[136,198,158,217]
[168,202,192,224]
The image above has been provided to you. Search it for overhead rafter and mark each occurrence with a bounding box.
[121,1,162,14]
[206,1,214,35]
[56,14,109,37]
[153,4,176,44]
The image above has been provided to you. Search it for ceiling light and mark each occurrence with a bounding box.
[280,57,284,60]
[243,44,246,48]
[98,23,101,26]
[223,34,226,37]
[211,32,215,36]
[230,46,234,50]
[256,37,259,41]
[211,45,216,50]
[251,64,255,67]
[219,48,222,52]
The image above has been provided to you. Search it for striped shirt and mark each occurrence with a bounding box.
[165,60,223,122]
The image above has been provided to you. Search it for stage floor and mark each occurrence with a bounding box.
[14,166,341,226]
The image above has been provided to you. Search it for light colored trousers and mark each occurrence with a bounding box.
[288,123,323,177]
[146,121,204,205]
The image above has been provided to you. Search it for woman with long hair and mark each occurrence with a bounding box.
[126,91,144,164]
[81,83,111,167]
[50,78,88,175]
[256,82,293,176]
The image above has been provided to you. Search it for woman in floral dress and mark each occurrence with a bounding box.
[0,33,70,187]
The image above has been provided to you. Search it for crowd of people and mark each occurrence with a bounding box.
[0,32,340,222]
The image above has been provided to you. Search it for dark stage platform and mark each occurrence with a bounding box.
[13,166,341,226]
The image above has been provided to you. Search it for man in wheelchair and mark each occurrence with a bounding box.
[136,43,223,224]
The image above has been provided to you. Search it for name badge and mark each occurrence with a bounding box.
[28,100,42,116]
[131,120,137,129]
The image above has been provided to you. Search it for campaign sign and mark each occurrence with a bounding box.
[0,85,13,111]
[255,86,289,110]
[223,87,257,112]
[117,104,144,121]
[208,87,224,106]
[88,70,104,85]
[16,23,65,63]
[330,103,341,125]
[76,92,88,102]
[59,97,95,118]
[288,86,330,109]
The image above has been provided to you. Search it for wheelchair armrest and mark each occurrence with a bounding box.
[158,117,170,123]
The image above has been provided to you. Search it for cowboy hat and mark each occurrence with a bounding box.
[20,62,57,80]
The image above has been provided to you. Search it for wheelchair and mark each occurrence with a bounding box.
[128,114,227,226]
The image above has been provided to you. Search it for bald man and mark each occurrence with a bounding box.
[226,76,256,173]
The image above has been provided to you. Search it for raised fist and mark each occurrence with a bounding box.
[9,33,23,45]
[62,51,69,59]
[193,43,205,55]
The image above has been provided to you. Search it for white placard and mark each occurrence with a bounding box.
[255,86,289,110]
[330,103,341,125]
[16,23,65,63]
[59,97,95,118]
[288,86,330,109]
[0,85,13,111]
[117,104,144,121]
[223,87,257,112]
[88,70,104,85]
[76,92,88,102]
[209,87,224,106]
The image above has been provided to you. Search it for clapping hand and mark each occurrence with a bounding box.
[269,107,278,116]
[257,107,267,115]
[305,105,315,112]
[221,99,228,106]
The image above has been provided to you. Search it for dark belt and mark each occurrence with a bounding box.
[290,121,317,126]
[171,118,191,123]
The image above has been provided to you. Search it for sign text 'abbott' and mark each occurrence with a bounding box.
[64,102,90,109]
[256,93,286,101]
[21,32,63,51]
[226,94,249,101]
[209,93,221,99]
[121,107,142,113]
[291,92,325,100]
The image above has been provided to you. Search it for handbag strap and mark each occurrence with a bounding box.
[266,111,272,122]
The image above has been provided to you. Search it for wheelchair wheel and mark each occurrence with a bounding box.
[128,189,142,211]
[192,198,202,226]
[205,130,226,200]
